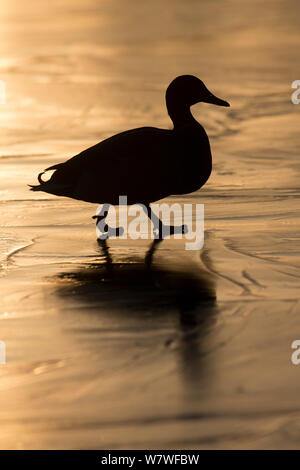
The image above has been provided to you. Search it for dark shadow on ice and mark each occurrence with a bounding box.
[53,239,218,386]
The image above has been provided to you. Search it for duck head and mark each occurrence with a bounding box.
[167,75,230,108]
[166,75,230,125]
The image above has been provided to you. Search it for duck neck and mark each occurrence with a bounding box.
[166,100,196,128]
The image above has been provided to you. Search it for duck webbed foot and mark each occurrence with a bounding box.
[144,204,188,240]
[153,222,188,239]
[92,211,124,240]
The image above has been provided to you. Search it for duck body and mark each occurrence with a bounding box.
[36,122,212,205]
[30,75,229,206]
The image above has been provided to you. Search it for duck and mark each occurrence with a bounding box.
[30,75,230,237]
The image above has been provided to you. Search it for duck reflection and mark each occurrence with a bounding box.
[54,239,218,387]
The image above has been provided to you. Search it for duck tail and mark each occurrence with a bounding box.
[28,171,47,191]
[28,183,71,193]
[28,184,42,191]
[28,164,72,195]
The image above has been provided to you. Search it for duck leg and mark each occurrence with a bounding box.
[92,205,124,239]
[143,204,187,239]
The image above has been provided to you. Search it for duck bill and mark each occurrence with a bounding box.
[203,92,230,107]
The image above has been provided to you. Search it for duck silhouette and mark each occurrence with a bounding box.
[30,75,229,237]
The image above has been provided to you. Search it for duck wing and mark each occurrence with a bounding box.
[31,126,180,204]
